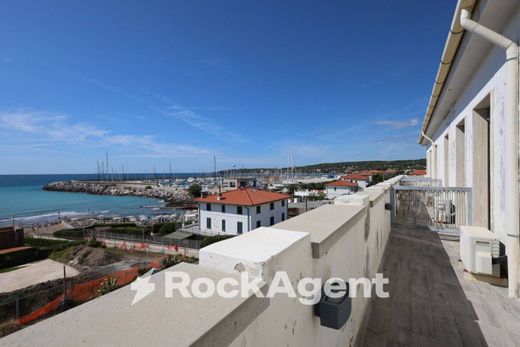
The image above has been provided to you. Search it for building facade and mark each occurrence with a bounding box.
[325,181,357,199]
[419,0,520,297]
[195,188,289,235]
[341,174,370,189]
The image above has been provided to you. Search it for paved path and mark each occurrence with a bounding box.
[360,225,520,346]
[0,259,79,293]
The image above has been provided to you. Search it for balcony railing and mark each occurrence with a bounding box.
[399,176,442,187]
[392,183,472,232]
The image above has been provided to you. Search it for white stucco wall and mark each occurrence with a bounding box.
[198,200,288,235]
[425,5,520,243]
[325,186,354,199]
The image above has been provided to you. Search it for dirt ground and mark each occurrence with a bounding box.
[0,259,79,293]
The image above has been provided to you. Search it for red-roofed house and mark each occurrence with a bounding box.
[194,188,290,235]
[341,174,371,189]
[409,169,427,176]
[325,180,358,199]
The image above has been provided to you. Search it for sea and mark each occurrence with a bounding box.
[0,174,192,227]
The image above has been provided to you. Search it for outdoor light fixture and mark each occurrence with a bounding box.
[314,280,351,329]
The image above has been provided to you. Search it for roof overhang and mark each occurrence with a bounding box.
[419,0,520,145]
[418,0,477,145]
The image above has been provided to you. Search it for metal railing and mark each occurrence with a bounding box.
[392,185,472,230]
[85,230,202,250]
[400,176,442,187]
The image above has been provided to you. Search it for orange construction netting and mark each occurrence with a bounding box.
[17,265,144,325]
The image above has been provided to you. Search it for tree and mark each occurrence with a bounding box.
[158,222,176,235]
[188,183,202,198]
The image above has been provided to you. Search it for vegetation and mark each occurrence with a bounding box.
[161,254,198,268]
[87,236,103,248]
[157,222,177,236]
[0,265,27,273]
[201,235,235,248]
[94,222,139,228]
[54,228,84,239]
[0,238,84,269]
[218,159,426,175]
[97,277,117,295]
[188,183,202,198]
[24,237,82,251]
[306,192,326,201]
[372,172,399,184]
[94,223,150,236]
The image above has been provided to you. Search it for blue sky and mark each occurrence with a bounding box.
[0,0,454,174]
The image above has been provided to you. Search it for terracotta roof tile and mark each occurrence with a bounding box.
[325,180,358,187]
[194,188,290,206]
[342,174,370,181]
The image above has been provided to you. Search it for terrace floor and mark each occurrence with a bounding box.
[360,224,520,346]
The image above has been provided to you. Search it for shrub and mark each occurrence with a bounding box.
[161,254,198,268]
[87,237,103,248]
[24,237,82,252]
[54,229,84,239]
[97,277,117,295]
[188,183,202,198]
[158,222,176,236]
[0,247,46,269]
[201,235,234,248]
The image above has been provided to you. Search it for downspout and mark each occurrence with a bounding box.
[421,131,434,145]
[421,131,435,178]
[460,9,520,298]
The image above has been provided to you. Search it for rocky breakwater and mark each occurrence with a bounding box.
[43,180,190,203]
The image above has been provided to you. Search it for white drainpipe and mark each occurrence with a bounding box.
[460,9,520,298]
[421,131,435,178]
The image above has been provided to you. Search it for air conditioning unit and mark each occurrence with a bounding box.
[460,226,500,277]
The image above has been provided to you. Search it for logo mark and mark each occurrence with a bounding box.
[130,275,156,305]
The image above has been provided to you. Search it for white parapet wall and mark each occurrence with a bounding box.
[3,176,402,346]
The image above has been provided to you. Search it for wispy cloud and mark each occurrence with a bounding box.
[152,106,245,143]
[374,118,419,130]
[59,70,242,143]
[0,110,212,158]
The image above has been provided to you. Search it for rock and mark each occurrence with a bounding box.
[43,180,190,202]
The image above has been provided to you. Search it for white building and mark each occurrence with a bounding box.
[195,188,289,235]
[419,0,520,297]
[341,174,370,189]
[325,180,357,199]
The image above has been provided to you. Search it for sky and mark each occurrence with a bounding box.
[0,0,455,174]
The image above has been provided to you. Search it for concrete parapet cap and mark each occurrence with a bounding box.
[363,187,385,206]
[375,182,392,191]
[200,227,310,280]
[273,204,366,258]
[334,194,370,207]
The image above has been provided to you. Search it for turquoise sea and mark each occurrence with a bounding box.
[0,174,181,226]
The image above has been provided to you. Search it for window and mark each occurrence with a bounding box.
[270,216,274,226]
[237,221,243,234]
[270,202,274,210]
[221,205,226,213]
[206,217,211,229]
[256,206,261,214]
[222,219,226,232]
[334,187,337,191]
[281,213,285,221]
[206,203,211,211]
[281,200,285,207]
[237,206,243,214]
[256,220,261,228]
